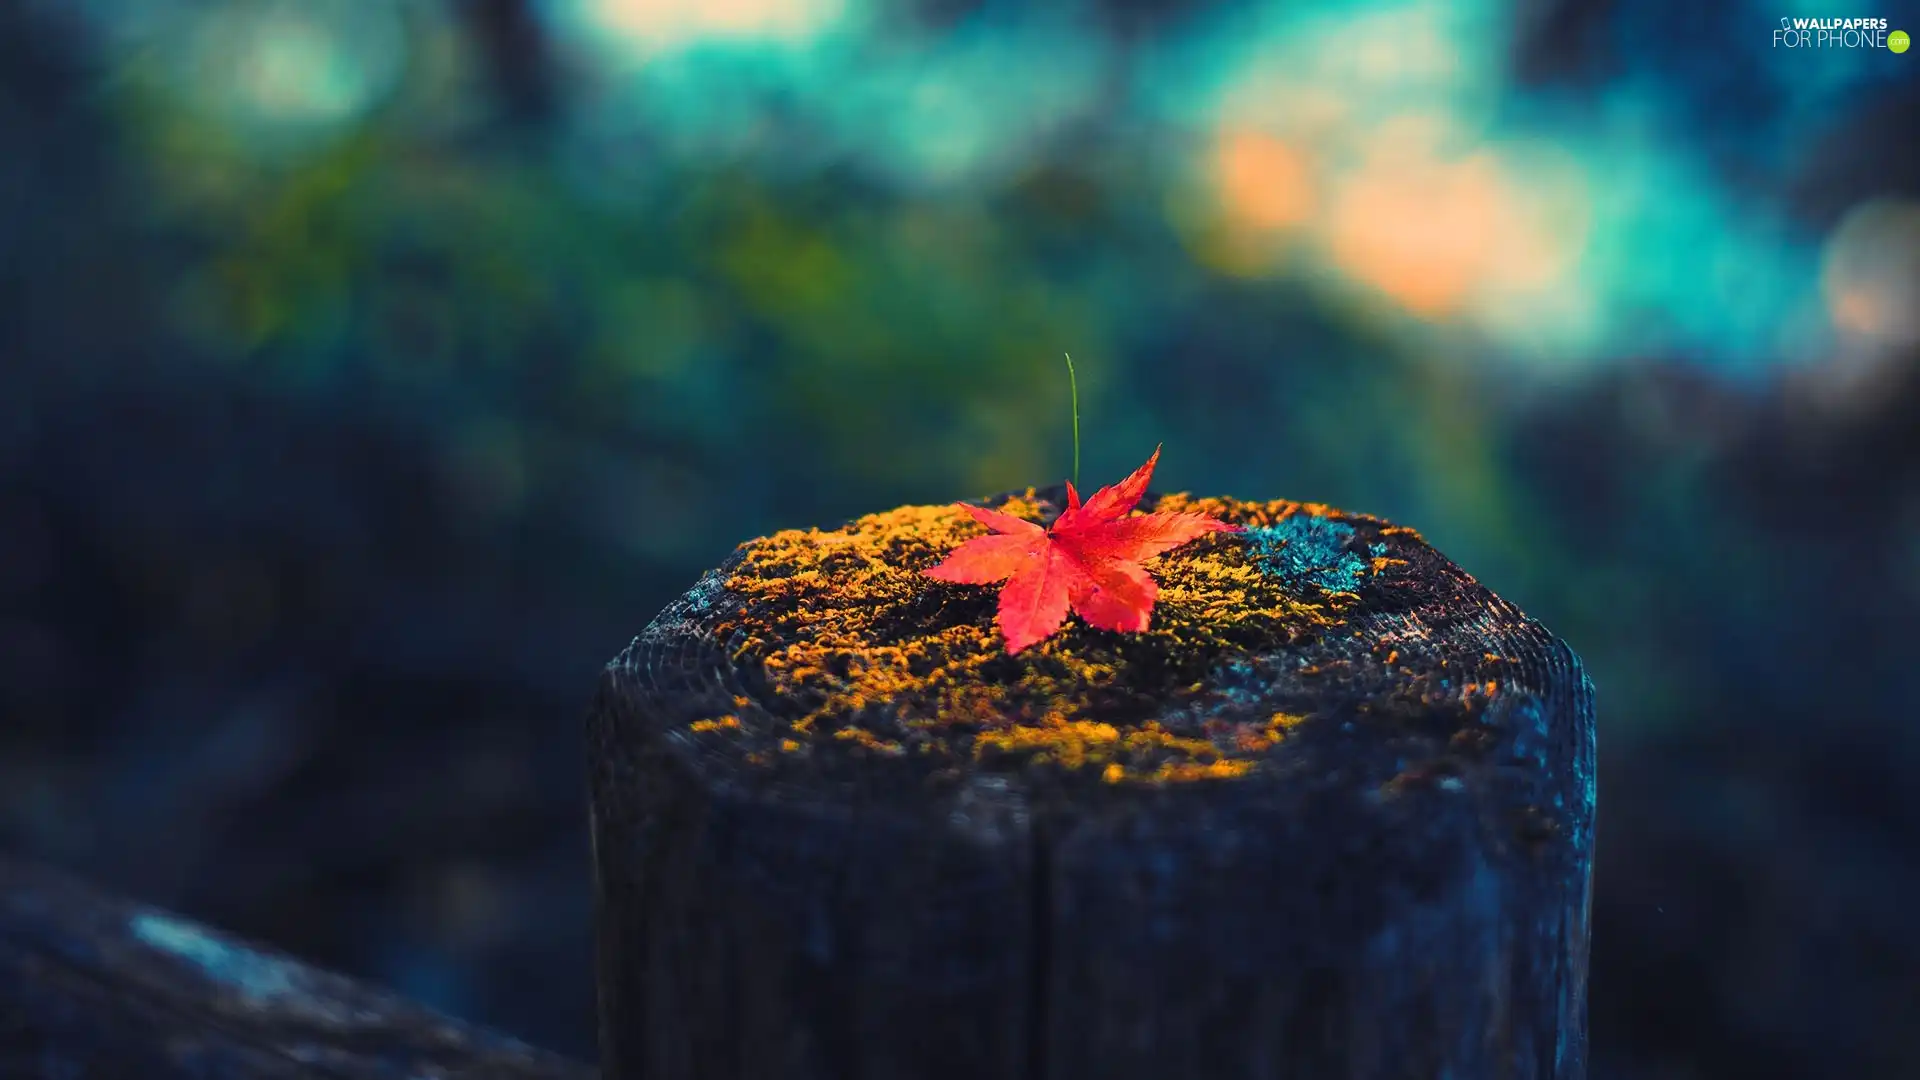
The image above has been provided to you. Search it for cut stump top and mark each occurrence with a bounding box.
[610,484,1594,831]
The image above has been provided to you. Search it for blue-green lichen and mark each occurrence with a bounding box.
[1245,516,1372,593]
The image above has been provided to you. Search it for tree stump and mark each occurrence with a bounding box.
[587,485,1596,1080]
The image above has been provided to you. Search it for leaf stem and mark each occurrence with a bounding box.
[1064,352,1080,490]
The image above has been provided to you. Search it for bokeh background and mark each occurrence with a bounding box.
[3,0,1917,1075]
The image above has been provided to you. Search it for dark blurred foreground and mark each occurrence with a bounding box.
[2,1,1918,1077]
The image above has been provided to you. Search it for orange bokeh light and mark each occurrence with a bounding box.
[1213,130,1314,233]
[1326,152,1501,318]
[1321,134,1587,322]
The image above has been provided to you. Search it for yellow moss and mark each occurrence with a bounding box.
[712,493,1383,784]
[1268,709,1309,740]
[834,726,905,755]
[1224,710,1306,753]
[1150,759,1261,782]
[995,491,1048,521]
[689,716,740,733]
[1121,721,1219,759]
[975,717,1121,769]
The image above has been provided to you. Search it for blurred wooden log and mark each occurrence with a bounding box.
[0,856,594,1080]
[588,484,1597,1080]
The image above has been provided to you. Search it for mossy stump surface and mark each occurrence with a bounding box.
[588,485,1596,1080]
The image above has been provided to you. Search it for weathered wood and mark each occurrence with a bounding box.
[0,856,595,1080]
[589,485,1597,1080]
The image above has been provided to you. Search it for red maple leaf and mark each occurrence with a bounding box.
[924,446,1243,653]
